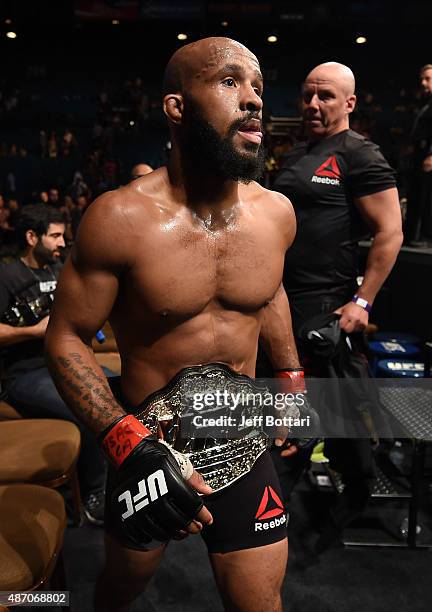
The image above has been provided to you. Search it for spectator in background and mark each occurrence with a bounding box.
[6,197,20,230]
[91,122,105,150]
[0,194,16,258]
[5,171,16,196]
[59,195,75,242]
[404,63,432,245]
[103,158,119,190]
[97,91,112,124]
[130,76,150,125]
[84,150,104,194]
[61,129,79,158]
[71,194,89,238]
[39,190,49,204]
[130,163,153,180]
[48,187,61,208]
[47,131,59,158]
[0,205,106,524]
[0,194,10,230]
[69,171,90,201]
[39,130,48,157]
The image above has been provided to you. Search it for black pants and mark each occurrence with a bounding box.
[6,366,107,497]
[267,290,375,527]
[405,168,432,241]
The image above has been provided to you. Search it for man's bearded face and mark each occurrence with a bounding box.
[180,102,265,183]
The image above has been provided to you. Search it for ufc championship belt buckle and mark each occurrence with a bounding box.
[134,363,271,492]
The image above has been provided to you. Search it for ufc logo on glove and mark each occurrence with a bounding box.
[118,470,168,520]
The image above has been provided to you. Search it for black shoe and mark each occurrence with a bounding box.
[83,489,105,526]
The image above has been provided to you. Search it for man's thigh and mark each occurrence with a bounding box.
[102,533,167,586]
[201,451,288,554]
[210,539,288,612]
[199,451,288,610]
[202,452,288,612]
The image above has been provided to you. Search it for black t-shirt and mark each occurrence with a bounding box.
[410,98,432,164]
[0,259,62,376]
[273,129,396,300]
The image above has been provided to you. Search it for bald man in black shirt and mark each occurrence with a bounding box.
[275,62,402,333]
[273,62,403,548]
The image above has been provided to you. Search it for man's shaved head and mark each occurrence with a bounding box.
[163,37,258,96]
[305,62,356,96]
[162,36,264,183]
[301,61,357,140]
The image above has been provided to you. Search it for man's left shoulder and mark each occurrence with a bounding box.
[345,129,381,153]
[343,130,394,173]
[243,183,296,245]
[346,129,367,142]
[243,182,294,217]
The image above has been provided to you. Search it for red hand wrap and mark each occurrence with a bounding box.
[102,414,152,468]
[274,368,306,393]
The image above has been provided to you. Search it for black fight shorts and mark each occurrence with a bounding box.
[105,450,288,554]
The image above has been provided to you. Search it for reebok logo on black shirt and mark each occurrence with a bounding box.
[311,155,341,185]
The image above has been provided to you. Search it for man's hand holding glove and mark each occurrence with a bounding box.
[101,414,213,545]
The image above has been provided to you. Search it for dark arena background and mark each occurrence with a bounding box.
[0,1,431,611]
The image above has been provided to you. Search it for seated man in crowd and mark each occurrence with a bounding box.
[0,204,106,524]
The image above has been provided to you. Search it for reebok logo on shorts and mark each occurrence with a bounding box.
[311,155,341,185]
[254,485,287,531]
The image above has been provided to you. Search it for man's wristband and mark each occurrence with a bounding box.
[101,414,152,468]
[351,295,372,313]
[274,368,305,392]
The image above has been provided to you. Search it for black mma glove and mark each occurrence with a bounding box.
[274,368,320,449]
[101,415,204,545]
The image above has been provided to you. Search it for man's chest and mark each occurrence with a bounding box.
[123,222,286,317]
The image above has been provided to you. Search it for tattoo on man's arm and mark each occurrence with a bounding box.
[51,352,123,430]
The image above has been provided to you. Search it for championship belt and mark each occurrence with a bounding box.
[133,363,272,492]
[2,293,54,327]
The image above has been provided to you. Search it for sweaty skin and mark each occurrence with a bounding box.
[46,169,296,423]
[45,37,298,432]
